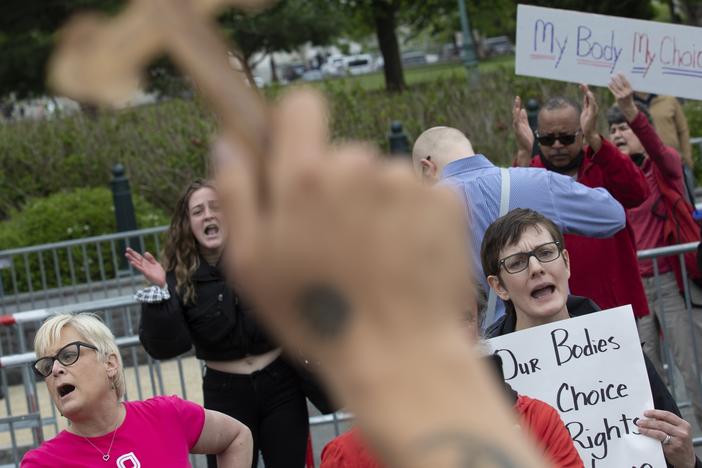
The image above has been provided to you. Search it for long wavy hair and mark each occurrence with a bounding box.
[162,179,217,305]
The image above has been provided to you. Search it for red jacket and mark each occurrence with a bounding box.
[531,139,650,318]
[320,396,583,468]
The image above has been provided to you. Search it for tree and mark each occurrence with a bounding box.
[520,0,654,20]
[218,0,346,82]
[340,0,461,93]
[0,0,123,99]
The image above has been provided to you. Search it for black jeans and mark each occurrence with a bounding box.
[203,357,309,468]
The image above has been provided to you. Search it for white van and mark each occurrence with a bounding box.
[344,54,375,75]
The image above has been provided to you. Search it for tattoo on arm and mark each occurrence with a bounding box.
[297,284,350,339]
[414,431,522,468]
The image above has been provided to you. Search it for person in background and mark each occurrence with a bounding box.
[126,179,309,468]
[609,74,702,428]
[21,313,252,468]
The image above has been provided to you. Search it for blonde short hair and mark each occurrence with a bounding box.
[34,313,125,400]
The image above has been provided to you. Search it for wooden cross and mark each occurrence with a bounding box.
[49,0,271,161]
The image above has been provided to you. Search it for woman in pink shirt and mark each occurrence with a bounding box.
[21,313,253,468]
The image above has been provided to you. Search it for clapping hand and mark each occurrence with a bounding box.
[125,247,166,288]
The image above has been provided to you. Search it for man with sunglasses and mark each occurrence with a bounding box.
[513,84,651,327]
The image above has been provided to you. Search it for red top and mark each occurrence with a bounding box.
[320,395,583,468]
[531,139,650,318]
[625,112,685,277]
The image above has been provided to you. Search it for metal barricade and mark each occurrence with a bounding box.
[637,241,702,443]
[0,226,168,317]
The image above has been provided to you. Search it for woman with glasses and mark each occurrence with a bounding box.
[21,312,252,467]
[481,208,700,468]
[125,179,311,468]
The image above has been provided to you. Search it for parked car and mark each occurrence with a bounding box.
[483,36,514,57]
[302,69,323,82]
[401,51,427,66]
[345,54,375,75]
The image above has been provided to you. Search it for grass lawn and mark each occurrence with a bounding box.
[317,55,515,92]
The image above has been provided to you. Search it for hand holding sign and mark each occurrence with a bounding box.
[637,409,696,468]
[608,74,639,122]
[579,84,603,152]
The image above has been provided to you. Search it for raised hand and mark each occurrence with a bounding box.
[215,88,547,468]
[608,74,639,122]
[512,96,535,154]
[579,83,602,152]
[125,247,166,288]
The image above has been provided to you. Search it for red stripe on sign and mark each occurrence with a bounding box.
[0,315,16,326]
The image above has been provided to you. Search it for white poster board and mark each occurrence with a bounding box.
[516,4,702,100]
[487,306,666,467]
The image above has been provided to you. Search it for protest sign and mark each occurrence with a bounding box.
[515,4,702,100]
[487,306,665,467]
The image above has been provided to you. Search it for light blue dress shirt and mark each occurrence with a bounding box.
[440,155,626,325]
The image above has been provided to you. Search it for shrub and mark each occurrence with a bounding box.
[5,68,696,223]
[0,187,168,294]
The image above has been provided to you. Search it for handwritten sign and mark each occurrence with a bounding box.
[487,306,665,467]
[516,4,702,100]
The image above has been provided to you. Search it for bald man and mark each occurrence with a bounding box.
[412,126,627,326]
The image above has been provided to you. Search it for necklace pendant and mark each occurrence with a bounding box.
[103,455,110,462]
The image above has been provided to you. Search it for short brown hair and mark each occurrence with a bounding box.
[480,209,564,316]
[480,208,563,278]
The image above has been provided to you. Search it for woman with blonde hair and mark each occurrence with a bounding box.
[21,312,252,467]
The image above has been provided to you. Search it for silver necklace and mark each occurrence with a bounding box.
[77,409,121,462]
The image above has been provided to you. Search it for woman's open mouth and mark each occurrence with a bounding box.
[57,384,76,398]
[531,285,555,299]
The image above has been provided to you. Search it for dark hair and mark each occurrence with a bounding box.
[162,179,217,304]
[480,209,564,315]
[606,103,653,127]
[538,96,582,121]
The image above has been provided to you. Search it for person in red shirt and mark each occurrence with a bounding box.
[513,85,650,320]
[607,73,702,428]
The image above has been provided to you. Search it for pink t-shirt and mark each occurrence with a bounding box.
[21,395,205,468]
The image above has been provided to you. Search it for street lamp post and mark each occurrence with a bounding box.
[457,0,478,68]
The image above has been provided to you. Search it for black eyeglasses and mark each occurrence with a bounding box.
[535,130,581,146]
[498,241,562,274]
[33,341,98,378]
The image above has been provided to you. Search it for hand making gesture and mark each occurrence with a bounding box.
[579,83,602,152]
[215,88,547,468]
[125,247,166,288]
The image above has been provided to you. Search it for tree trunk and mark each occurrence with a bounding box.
[681,0,702,25]
[270,55,279,83]
[666,0,682,22]
[372,0,406,92]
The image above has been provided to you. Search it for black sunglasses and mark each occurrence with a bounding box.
[33,341,98,378]
[535,130,581,146]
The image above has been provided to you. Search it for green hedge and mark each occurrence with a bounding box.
[0,187,168,293]
[1,68,701,221]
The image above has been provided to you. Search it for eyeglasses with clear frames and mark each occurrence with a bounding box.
[33,341,98,378]
[498,241,562,274]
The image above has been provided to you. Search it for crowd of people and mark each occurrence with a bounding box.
[19,72,702,468]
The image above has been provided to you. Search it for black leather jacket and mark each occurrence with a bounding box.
[139,257,275,361]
